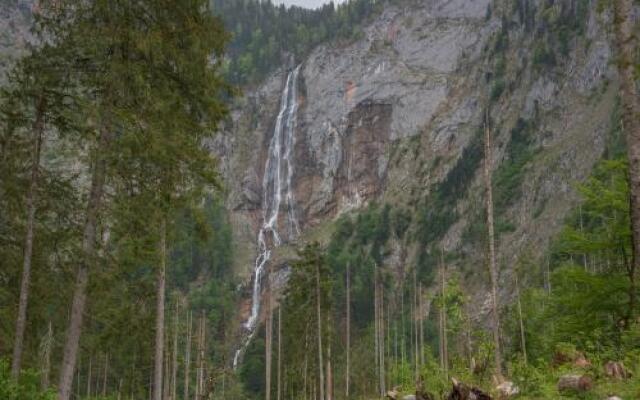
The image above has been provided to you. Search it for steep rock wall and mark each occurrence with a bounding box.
[217,0,618,324]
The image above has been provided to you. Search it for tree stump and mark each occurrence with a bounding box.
[386,388,399,400]
[557,374,592,392]
[495,381,519,399]
[604,361,631,380]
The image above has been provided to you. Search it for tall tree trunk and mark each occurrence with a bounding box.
[164,341,170,400]
[615,0,640,323]
[195,315,201,400]
[484,113,503,377]
[103,353,109,397]
[87,355,92,398]
[418,285,423,368]
[58,125,112,400]
[374,269,380,394]
[440,251,448,379]
[465,309,473,372]
[515,273,527,365]
[40,321,53,390]
[277,307,282,400]
[11,97,45,378]
[379,281,385,396]
[184,310,192,400]
[303,330,309,400]
[266,267,273,400]
[198,312,206,400]
[315,260,325,400]
[153,219,167,400]
[413,268,419,382]
[325,316,333,400]
[172,302,178,400]
[386,291,391,392]
[400,278,406,383]
[345,263,350,399]
[76,356,80,400]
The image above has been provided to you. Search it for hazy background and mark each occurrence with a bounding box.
[272,0,346,8]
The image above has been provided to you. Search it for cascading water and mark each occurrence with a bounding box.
[233,66,301,368]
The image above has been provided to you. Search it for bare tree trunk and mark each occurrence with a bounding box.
[172,302,178,400]
[439,292,444,371]
[615,0,640,323]
[315,260,325,400]
[76,357,80,400]
[164,342,170,400]
[326,318,333,400]
[303,330,309,400]
[345,263,350,399]
[413,268,419,382]
[198,312,206,400]
[87,355,92,398]
[400,279,406,383]
[40,321,53,390]
[515,273,527,365]
[484,112,503,377]
[58,125,112,400]
[380,282,385,396]
[440,251,448,379]
[183,310,193,400]
[184,310,192,400]
[374,269,380,394]
[195,315,201,400]
[266,267,273,400]
[277,307,282,400]
[419,284,424,368]
[11,97,45,378]
[579,205,588,270]
[386,293,391,391]
[465,309,473,372]
[153,219,167,400]
[103,353,109,396]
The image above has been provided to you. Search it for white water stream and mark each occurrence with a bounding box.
[233,66,301,368]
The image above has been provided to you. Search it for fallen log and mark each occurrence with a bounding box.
[416,388,435,400]
[557,374,592,392]
[447,378,492,400]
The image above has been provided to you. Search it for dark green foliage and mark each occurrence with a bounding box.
[239,331,266,397]
[532,42,556,69]
[493,117,538,215]
[505,159,638,365]
[529,0,590,70]
[212,0,397,85]
[170,197,234,288]
[415,128,484,248]
[0,359,54,400]
[490,79,505,101]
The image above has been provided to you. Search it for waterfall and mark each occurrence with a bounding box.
[233,66,301,369]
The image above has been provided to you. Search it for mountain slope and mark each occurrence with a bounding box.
[218,0,618,327]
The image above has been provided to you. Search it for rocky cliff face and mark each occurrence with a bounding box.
[0,1,34,83]
[219,0,618,324]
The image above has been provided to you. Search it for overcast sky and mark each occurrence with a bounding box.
[272,0,346,9]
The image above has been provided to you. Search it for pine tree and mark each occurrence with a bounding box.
[52,1,230,398]
[614,0,640,323]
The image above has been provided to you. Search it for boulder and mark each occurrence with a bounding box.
[557,374,593,393]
